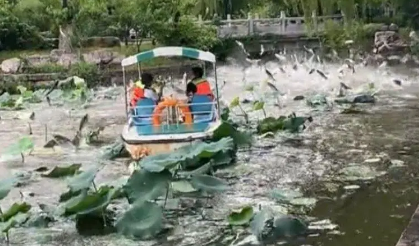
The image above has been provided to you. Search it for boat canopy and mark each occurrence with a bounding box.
[121,46,216,67]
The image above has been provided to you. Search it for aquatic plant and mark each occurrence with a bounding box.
[1,136,34,163]
[0,177,31,243]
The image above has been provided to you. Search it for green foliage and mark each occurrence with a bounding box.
[154,16,220,51]
[0,1,46,50]
[68,62,101,88]
[41,164,82,178]
[228,206,254,226]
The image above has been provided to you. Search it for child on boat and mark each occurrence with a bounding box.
[130,72,159,107]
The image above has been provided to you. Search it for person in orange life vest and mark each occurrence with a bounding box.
[130,73,159,108]
[186,66,214,100]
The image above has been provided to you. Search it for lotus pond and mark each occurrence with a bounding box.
[0,60,419,246]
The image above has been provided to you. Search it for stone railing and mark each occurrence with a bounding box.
[198,11,344,38]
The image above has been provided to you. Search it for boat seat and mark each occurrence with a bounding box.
[190,95,214,123]
[132,98,156,126]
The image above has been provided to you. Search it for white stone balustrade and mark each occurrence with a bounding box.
[197,11,344,38]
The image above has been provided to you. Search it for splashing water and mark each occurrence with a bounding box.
[1,54,419,246]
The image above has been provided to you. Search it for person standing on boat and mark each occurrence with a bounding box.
[186,66,214,100]
[130,73,159,107]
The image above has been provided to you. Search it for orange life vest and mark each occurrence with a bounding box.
[130,87,145,107]
[192,78,214,99]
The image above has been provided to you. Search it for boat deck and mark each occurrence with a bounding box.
[121,121,222,144]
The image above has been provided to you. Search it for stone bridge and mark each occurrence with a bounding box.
[199,11,344,38]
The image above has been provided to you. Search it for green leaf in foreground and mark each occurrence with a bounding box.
[0,177,17,200]
[213,122,252,146]
[116,201,163,240]
[171,180,197,193]
[228,206,254,226]
[0,212,30,233]
[191,174,229,193]
[41,164,82,178]
[140,137,235,173]
[60,187,116,216]
[124,169,171,204]
[1,202,31,222]
[67,166,99,192]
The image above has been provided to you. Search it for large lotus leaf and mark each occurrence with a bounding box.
[211,151,234,166]
[257,117,286,134]
[283,117,307,133]
[178,163,212,177]
[171,180,197,193]
[59,189,83,202]
[60,187,116,216]
[228,206,254,226]
[116,201,163,239]
[0,177,17,200]
[1,202,31,222]
[140,138,235,173]
[67,166,99,192]
[250,208,274,238]
[0,212,30,233]
[140,152,184,172]
[41,164,82,178]
[213,122,252,146]
[272,215,308,238]
[190,174,229,193]
[124,169,172,204]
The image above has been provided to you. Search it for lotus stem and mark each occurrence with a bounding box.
[44,124,48,142]
[20,153,24,163]
[92,181,107,227]
[0,207,9,244]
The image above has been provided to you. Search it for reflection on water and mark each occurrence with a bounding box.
[1,59,419,245]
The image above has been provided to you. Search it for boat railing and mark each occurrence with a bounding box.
[129,101,218,126]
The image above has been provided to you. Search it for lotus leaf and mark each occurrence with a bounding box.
[171,180,197,193]
[1,202,31,222]
[252,101,265,111]
[228,206,254,226]
[3,136,34,157]
[60,188,116,216]
[59,189,83,202]
[116,201,163,239]
[140,138,234,173]
[213,123,252,146]
[230,97,240,108]
[41,164,82,178]
[0,213,30,233]
[190,174,229,193]
[178,163,212,177]
[124,169,172,204]
[67,166,99,192]
[257,117,286,134]
[0,177,17,200]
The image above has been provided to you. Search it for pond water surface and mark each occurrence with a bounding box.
[0,58,418,246]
